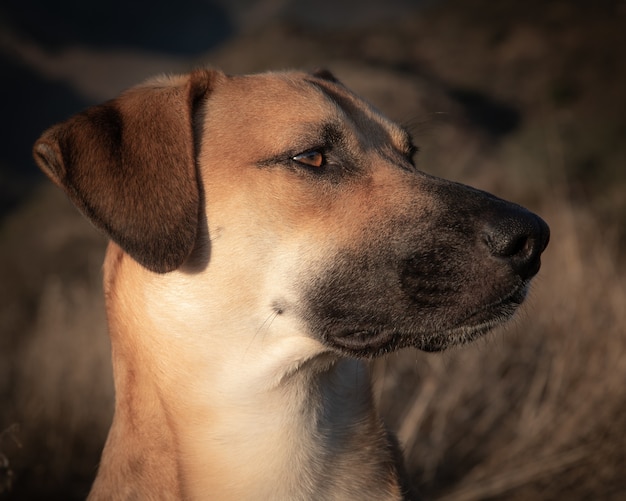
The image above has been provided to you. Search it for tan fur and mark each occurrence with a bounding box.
[34,68,548,500]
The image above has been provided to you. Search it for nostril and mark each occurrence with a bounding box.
[485,233,531,258]
[483,211,549,280]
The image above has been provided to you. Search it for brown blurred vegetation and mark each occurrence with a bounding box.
[1,1,625,499]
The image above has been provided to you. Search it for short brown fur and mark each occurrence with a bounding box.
[34,68,548,500]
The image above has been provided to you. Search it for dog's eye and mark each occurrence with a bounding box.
[292,150,325,168]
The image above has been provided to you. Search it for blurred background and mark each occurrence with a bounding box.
[1,0,625,499]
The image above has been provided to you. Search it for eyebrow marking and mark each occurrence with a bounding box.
[320,121,346,147]
[304,78,359,121]
[255,120,346,168]
[306,76,418,159]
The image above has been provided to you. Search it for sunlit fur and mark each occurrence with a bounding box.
[33,69,547,500]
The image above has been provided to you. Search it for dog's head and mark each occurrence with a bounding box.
[34,69,549,359]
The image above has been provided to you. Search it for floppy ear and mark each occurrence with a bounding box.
[311,68,341,83]
[33,69,218,273]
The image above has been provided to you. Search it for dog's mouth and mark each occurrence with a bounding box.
[323,282,529,358]
[300,181,548,359]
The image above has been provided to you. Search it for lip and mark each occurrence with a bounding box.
[325,328,401,357]
[324,282,529,357]
[452,281,529,328]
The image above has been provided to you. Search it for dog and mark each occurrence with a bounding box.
[33,68,549,500]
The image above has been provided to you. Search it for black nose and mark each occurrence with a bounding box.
[482,208,550,280]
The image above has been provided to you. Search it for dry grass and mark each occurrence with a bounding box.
[0,188,112,499]
[2,2,624,499]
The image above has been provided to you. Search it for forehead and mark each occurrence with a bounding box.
[204,72,411,152]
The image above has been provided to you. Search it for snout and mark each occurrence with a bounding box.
[301,175,551,358]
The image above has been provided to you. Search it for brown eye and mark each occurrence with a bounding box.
[292,150,325,168]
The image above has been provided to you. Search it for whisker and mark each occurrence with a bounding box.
[402,112,452,137]
[245,310,279,357]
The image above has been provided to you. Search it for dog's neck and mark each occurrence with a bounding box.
[89,249,407,500]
